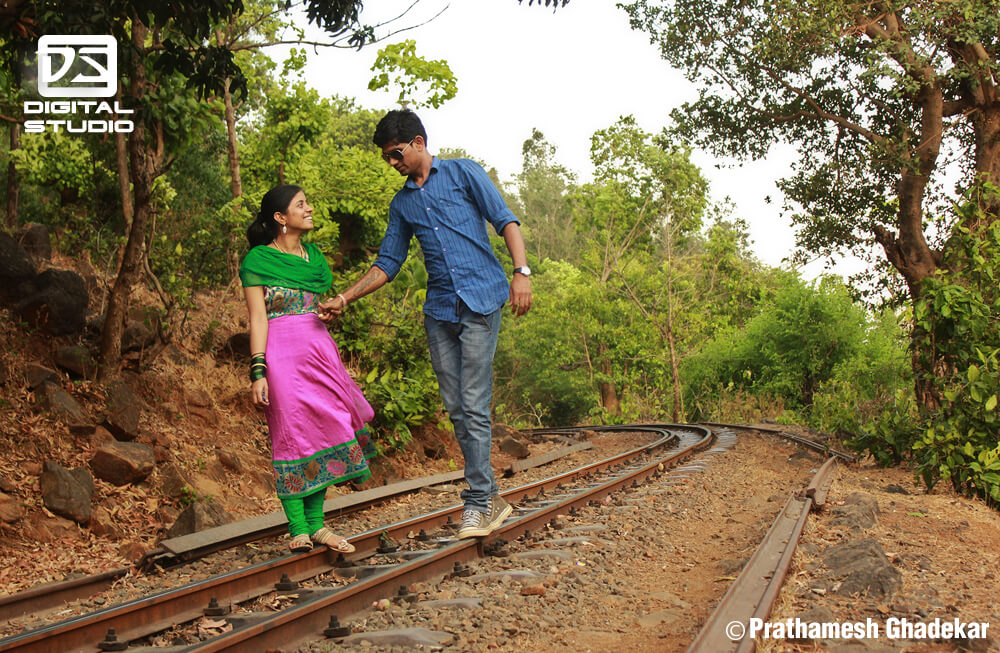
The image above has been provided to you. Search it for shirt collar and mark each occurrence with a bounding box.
[404,156,439,189]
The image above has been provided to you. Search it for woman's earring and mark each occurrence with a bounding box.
[282,225,287,234]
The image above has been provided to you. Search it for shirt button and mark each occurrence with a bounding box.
[457,289,461,294]
[435,227,438,230]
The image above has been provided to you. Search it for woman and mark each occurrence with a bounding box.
[239,184,375,553]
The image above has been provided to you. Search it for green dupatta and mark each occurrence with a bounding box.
[239,243,332,293]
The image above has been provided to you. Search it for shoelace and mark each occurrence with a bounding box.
[461,508,482,527]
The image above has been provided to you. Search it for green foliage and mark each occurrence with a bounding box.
[684,276,871,417]
[333,256,443,448]
[368,40,458,109]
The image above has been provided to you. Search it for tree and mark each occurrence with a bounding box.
[516,128,579,263]
[368,39,457,109]
[622,0,1000,404]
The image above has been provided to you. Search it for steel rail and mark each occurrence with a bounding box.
[687,456,839,653]
[0,440,593,624]
[0,425,688,653]
[699,421,855,462]
[182,425,714,652]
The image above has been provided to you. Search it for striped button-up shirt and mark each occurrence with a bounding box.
[373,157,520,323]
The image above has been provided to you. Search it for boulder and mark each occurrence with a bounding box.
[24,513,80,543]
[122,320,156,352]
[103,380,141,441]
[0,233,36,302]
[165,499,232,538]
[224,332,251,359]
[89,507,124,540]
[215,448,243,473]
[184,389,219,427]
[16,269,88,335]
[17,222,51,261]
[829,492,880,530]
[25,363,61,390]
[40,462,94,525]
[0,491,23,523]
[157,462,191,499]
[90,441,155,486]
[54,345,94,378]
[822,537,901,598]
[41,383,95,434]
[499,435,530,459]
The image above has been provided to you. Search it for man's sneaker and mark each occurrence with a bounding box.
[457,495,513,538]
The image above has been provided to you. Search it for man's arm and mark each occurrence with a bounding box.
[503,223,532,317]
[320,265,391,319]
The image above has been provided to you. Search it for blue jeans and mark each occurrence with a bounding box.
[425,304,502,512]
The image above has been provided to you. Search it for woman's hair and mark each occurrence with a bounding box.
[246,184,303,247]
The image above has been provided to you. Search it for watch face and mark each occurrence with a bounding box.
[516,266,531,276]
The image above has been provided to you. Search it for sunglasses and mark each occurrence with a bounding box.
[382,138,415,163]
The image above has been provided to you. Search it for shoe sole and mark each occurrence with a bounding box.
[457,502,513,539]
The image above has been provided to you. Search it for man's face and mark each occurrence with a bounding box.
[381,137,419,176]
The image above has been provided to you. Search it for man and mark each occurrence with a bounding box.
[321,109,532,539]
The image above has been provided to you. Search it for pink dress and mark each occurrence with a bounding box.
[263,285,375,498]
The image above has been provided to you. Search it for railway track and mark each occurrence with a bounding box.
[1,423,714,653]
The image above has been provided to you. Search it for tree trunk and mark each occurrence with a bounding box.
[5,122,18,230]
[98,19,159,381]
[222,76,242,199]
[598,344,620,416]
[973,106,1000,215]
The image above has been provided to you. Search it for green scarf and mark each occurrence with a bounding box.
[239,243,332,293]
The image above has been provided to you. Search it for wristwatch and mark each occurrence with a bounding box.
[513,266,532,277]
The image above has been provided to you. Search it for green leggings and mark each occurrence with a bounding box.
[280,487,327,537]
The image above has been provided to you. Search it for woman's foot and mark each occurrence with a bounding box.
[310,526,355,553]
[288,533,313,552]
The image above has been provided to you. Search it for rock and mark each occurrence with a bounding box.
[884,483,910,495]
[41,383,95,434]
[157,462,190,499]
[0,232,36,301]
[224,332,251,359]
[166,499,232,538]
[40,462,94,525]
[54,345,94,378]
[520,583,546,596]
[215,448,243,473]
[121,320,156,352]
[498,435,530,459]
[103,380,142,441]
[25,363,61,390]
[24,513,80,542]
[17,222,51,261]
[790,607,839,640]
[492,423,525,442]
[185,389,219,427]
[90,441,156,486]
[0,492,23,523]
[88,426,115,448]
[89,507,123,539]
[119,541,146,562]
[0,474,15,493]
[829,492,880,530]
[16,269,89,335]
[822,538,902,598]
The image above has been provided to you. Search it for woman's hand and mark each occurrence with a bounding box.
[252,378,270,407]
[318,295,346,322]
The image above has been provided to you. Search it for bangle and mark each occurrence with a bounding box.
[337,293,348,308]
[250,354,267,382]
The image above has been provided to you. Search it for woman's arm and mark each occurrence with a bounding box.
[244,286,270,406]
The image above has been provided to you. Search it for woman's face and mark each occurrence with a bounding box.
[279,191,313,233]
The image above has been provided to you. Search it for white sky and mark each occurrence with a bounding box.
[282,0,865,279]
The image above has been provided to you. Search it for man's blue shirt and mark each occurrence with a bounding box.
[373,157,520,323]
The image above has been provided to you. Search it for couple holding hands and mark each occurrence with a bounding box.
[239,110,533,552]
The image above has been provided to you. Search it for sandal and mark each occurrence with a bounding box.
[289,533,313,552]
[310,526,355,553]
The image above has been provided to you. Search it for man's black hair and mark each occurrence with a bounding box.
[373,109,427,147]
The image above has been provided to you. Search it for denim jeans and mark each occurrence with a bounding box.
[424,304,502,512]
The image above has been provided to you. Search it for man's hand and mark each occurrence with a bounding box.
[510,274,532,316]
[318,296,346,322]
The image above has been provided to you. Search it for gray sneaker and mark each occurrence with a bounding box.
[457,494,513,538]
